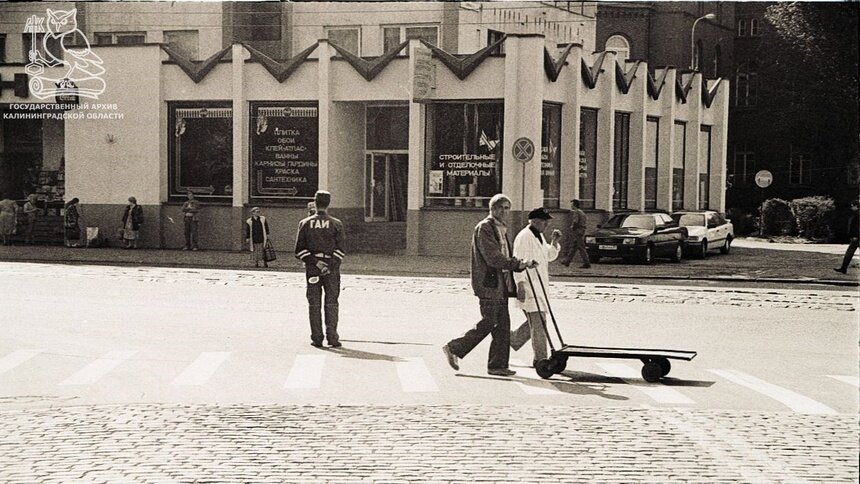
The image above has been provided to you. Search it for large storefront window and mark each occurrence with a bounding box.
[367,106,408,150]
[249,102,319,202]
[541,104,561,209]
[613,112,630,210]
[579,108,598,209]
[699,125,711,209]
[645,117,659,210]
[673,121,686,211]
[425,102,503,208]
[168,102,233,200]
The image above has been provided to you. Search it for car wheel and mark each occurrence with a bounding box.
[720,236,732,254]
[670,243,683,262]
[639,245,653,264]
[699,240,708,259]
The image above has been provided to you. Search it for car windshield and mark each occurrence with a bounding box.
[673,214,705,227]
[604,215,656,230]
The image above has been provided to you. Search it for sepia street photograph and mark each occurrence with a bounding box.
[0,0,858,482]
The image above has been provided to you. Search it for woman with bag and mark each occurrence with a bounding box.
[244,207,273,268]
[121,197,144,249]
[0,196,18,246]
[64,198,82,248]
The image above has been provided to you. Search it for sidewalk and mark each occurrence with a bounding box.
[1,239,857,287]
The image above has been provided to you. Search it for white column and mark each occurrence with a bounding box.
[560,44,582,204]
[657,68,677,213]
[317,39,331,191]
[684,72,703,210]
[231,43,247,208]
[627,61,648,211]
[594,52,617,212]
[710,78,729,212]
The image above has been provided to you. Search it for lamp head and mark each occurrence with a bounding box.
[704,13,717,20]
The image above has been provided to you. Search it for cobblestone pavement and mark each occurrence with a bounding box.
[0,404,856,483]
[3,262,857,312]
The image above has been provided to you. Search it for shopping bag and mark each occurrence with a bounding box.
[86,227,100,247]
[263,240,277,262]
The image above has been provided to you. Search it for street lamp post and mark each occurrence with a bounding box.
[691,13,717,70]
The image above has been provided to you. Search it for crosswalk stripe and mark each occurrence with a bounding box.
[597,363,694,404]
[284,354,325,390]
[171,352,231,386]
[59,350,138,386]
[709,369,836,414]
[396,357,439,392]
[826,375,860,388]
[510,359,559,395]
[0,349,43,374]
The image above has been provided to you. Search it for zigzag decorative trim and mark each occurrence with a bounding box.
[328,40,409,82]
[161,45,231,84]
[244,43,318,83]
[701,78,722,108]
[675,73,695,104]
[543,44,575,82]
[581,52,608,89]
[614,60,641,94]
[647,69,669,100]
[422,36,506,81]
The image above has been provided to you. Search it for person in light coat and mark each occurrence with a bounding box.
[511,207,562,366]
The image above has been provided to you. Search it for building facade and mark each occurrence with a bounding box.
[0,2,728,255]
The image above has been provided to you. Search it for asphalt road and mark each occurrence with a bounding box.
[0,262,857,482]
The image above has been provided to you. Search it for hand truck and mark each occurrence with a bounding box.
[523,268,697,382]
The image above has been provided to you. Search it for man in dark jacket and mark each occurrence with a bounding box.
[442,194,535,377]
[835,199,859,274]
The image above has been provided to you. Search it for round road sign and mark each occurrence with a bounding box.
[755,170,773,188]
[512,137,535,163]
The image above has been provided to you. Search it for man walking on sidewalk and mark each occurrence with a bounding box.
[834,199,859,274]
[295,190,345,348]
[560,198,590,268]
[442,194,535,377]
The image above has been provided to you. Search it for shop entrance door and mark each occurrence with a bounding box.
[364,152,407,222]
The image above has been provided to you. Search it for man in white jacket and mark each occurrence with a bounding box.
[511,207,562,366]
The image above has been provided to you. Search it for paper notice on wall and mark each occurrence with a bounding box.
[428,170,443,194]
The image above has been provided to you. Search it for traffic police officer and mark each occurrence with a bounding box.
[295,190,345,348]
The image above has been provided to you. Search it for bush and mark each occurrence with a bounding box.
[790,196,835,242]
[761,198,795,236]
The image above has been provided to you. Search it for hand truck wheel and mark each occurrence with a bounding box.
[655,357,671,377]
[549,354,568,374]
[535,359,555,379]
[641,361,662,383]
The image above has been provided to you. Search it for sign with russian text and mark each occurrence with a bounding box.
[250,103,319,200]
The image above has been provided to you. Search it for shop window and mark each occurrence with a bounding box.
[541,104,561,209]
[23,33,62,63]
[424,102,504,208]
[382,25,439,53]
[164,30,199,61]
[579,108,598,209]
[94,32,146,46]
[737,19,747,37]
[168,103,233,200]
[366,106,408,150]
[699,126,712,210]
[327,27,361,56]
[605,34,629,63]
[645,117,659,210]
[613,112,630,210]
[732,143,755,186]
[673,121,686,211]
[233,3,281,41]
[790,149,809,185]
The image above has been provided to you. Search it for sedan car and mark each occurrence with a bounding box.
[671,211,734,258]
[585,212,687,264]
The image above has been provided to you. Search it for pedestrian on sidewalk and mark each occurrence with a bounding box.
[834,199,859,275]
[0,196,17,246]
[560,198,590,268]
[295,190,345,348]
[22,194,40,245]
[245,207,271,268]
[181,191,201,251]
[63,198,82,248]
[510,207,561,367]
[442,194,536,377]
[121,197,144,249]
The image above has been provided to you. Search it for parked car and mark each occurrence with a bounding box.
[671,210,734,258]
[585,212,686,264]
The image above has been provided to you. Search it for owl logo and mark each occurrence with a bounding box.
[25,8,106,100]
[256,114,268,135]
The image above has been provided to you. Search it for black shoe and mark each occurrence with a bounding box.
[310,342,323,348]
[834,268,848,274]
[487,368,516,377]
[329,341,342,348]
[442,344,459,371]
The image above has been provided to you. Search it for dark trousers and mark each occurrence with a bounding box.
[306,263,340,344]
[183,218,199,249]
[839,237,859,271]
[561,231,589,265]
[447,298,511,370]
